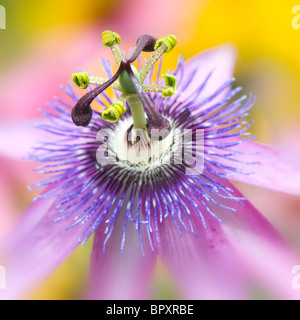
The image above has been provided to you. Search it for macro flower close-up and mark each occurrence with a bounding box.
[1,28,300,300]
[1,1,300,301]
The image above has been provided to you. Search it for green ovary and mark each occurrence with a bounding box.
[119,65,141,93]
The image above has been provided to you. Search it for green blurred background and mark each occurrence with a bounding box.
[0,0,300,299]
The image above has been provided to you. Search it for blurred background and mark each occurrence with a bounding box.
[0,0,299,299]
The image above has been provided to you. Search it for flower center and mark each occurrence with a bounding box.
[71,31,178,141]
[113,117,175,167]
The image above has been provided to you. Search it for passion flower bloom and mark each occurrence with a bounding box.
[1,31,300,300]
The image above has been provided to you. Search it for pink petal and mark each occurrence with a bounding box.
[218,140,300,196]
[178,44,237,108]
[215,179,300,299]
[0,156,40,241]
[0,193,84,299]
[87,217,157,300]
[151,175,300,299]
[0,165,17,241]
[0,120,51,159]
[151,195,246,299]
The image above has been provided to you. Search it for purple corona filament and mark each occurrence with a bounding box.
[30,48,256,255]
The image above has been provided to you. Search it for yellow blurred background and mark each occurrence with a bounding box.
[0,0,300,299]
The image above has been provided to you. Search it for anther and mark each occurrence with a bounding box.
[102,30,124,66]
[72,72,90,89]
[102,30,121,47]
[162,74,177,97]
[101,102,126,123]
[154,35,177,53]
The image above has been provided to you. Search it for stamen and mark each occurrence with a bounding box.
[142,84,172,93]
[101,101,127,123]
[89,76,124,92]
[161,74,177,97]
[154,35,178,53]
[101,93,129,123]
[139,35,177,83]
[142,81,177,98]
[71,64,124,126]
[72,72,89,89]
[71,32,177,134]
[102,30,124,66]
